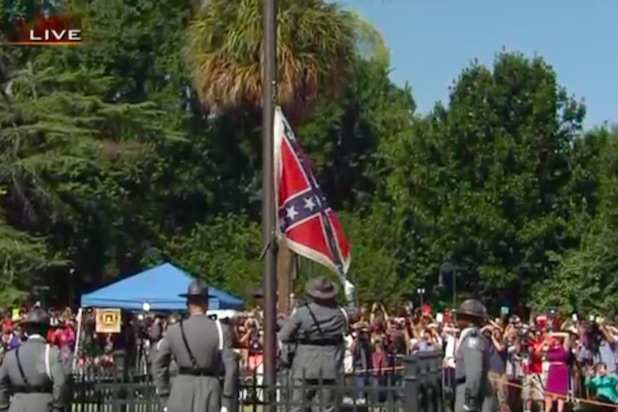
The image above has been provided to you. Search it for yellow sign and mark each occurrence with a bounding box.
[11,308,20,321]
[95,309,121,334]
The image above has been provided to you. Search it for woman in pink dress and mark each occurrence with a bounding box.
[543,332,571,412]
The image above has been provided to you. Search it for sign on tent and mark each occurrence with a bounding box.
[95,308,121,333]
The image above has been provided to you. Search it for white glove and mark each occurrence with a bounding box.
[344,280,356,304]
[221,407,229,412]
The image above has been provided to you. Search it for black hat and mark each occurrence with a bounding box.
[21,308,50,326]
[305,276,338,300]
[179,278,208,299]
[456,299,487,319]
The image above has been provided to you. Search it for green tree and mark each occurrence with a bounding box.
[382,52,587,309]
[0,47,181,292]
[533,127,618,314]
[162,214,262,297]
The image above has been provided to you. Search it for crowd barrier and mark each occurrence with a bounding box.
[66,350,618,412]
[68,351,441,412]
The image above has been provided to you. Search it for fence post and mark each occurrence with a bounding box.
[403,354,420,412]
[430,350,444,412]
[419,352,432,412]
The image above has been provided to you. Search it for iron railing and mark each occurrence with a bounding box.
[67,350,444,412]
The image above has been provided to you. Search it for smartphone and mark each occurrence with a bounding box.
[500,306,509,316]
[436,313,444,323]
[572,313,578,322]
[589,314,596,322]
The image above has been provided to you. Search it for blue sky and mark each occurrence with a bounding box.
[343,0,616,129]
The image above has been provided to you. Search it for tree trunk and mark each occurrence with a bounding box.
[276,241,293,314]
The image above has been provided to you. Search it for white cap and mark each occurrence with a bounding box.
[142,302,151,312]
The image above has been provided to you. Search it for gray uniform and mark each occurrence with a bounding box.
[0,335,67,412]
[454,328,495,412]
[152,339,179,387]
[153,314,238,412]
[278,302,349,412]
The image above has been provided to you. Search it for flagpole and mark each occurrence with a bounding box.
[261,0,278,409]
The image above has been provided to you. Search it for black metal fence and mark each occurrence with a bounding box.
[67,351,444,412]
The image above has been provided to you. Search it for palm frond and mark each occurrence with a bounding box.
[186,0,357,121]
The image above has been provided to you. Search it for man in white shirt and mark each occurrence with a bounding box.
[343,333,355,374]
[443,328,458,408]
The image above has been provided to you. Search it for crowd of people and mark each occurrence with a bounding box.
[0,307,77,368]
[3,300,618,411]
[225,302,618,410]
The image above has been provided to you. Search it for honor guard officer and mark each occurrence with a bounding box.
[278,276,354,412]
[153,279,238,412]
[454,299,496,412]
[0,308,67,412]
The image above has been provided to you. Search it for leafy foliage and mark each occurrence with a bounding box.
[533,128,618,315]
[186,0,357,122]
[163,214,262,298]
[0,0,616,316]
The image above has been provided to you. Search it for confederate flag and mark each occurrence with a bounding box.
[273,107,351,279]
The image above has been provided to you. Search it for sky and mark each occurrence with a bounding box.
[343,0,617,129]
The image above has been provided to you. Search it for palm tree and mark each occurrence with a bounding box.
[185,0,357,122]
[185,0,388,311]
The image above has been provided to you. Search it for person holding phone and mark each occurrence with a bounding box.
[483,324,508,409]
[521,325,546,412]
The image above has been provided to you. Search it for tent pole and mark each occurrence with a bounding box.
[72,307,83,374]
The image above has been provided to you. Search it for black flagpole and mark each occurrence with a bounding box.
[261,0,278,409]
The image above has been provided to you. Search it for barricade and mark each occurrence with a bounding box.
[67,351,445,412]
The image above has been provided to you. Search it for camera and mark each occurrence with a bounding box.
[518,325,531,354]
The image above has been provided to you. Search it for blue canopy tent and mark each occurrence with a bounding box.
[80,263,243,311]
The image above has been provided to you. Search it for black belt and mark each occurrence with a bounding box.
[177,367,217,376]
[298,339,343,346]
[12,384,52,394]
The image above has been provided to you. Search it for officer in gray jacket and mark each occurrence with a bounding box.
[0,308,67,412]
[278,276,353,412]
[454,299,496,412]
[153,279,238,412]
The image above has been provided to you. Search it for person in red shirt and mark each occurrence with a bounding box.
[521,328,547,412]
[46,325,57,344]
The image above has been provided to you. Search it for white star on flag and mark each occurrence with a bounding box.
[286,206,299,221]
[303,197,316,211]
